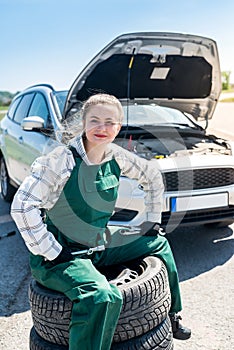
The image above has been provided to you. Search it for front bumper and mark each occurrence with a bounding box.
[110,182,234,232]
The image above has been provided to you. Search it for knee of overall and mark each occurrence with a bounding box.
[92,283,123,306]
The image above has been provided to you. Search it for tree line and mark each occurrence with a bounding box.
[0,91,18,107]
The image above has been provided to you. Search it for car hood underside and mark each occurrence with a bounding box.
[64,32,222,122]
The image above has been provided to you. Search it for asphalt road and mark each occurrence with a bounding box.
[0,101,234,350]
[205,101,234,141]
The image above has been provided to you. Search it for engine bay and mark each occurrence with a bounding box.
[115,126,231,159]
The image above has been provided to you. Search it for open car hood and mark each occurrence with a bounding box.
[64,32,222,121]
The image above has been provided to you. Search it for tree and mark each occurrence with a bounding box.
[222,71,231,90]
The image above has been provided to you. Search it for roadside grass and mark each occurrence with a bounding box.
[220,89,234,102]
[221,97,234,102]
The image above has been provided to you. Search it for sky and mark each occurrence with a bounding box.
[1,0,234,93]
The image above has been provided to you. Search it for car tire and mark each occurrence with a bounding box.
[30,327,67,350]
[29,257,171,346]
[112,316,173,350]
[0,157,16,202]
[30,316,173,350]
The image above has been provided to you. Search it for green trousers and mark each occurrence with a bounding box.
[30,230,182,350]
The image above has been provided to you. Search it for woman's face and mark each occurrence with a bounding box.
[83,104,122,148]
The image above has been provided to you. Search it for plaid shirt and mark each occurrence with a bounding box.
[11,135,164,261]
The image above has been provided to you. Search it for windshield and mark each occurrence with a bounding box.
[122,104,195,128]
[53,91,68,118]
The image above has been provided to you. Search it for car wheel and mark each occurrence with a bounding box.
[30,316,173,350]
[112,316,173,350]
[29,257,171,346]
[204,220,234,228]
[0,157,16,202]
[30,327,67,350]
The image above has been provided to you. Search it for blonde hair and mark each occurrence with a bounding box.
[58,93,123,144]
[81,93,124,123]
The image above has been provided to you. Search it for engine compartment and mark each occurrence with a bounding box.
[115,126,231,159]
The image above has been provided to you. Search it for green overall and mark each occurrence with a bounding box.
[30,148,182,350]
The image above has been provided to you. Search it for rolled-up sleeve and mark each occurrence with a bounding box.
[11,146,75,260]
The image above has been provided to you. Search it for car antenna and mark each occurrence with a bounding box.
[124,48,136,141]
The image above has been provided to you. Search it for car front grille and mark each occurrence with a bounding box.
[163,168,234,191]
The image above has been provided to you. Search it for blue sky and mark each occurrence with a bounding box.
[1,0,234,93]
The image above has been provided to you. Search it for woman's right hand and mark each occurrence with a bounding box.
[51,247,74,265]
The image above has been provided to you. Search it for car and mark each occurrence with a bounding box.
[0,84,67,199]
[1,32,234,233]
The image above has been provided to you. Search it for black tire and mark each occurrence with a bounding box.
[30,327,67,350]
[30,317,173,350]
[29,257,171,346]
[112,316,173,350]
[112,257,171,343]
[0,157,16,202]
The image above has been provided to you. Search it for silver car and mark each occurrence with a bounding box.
[1,32,234,232]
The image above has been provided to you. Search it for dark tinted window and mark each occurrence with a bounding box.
[28,93,50,125]
[7,97,22,120]
[13,93,35,124]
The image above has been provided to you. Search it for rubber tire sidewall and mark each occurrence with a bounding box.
[30,316,174,350]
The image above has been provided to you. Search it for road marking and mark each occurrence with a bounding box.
[0,214,13,224]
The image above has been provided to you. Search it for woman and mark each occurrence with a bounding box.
[11,93,191,349]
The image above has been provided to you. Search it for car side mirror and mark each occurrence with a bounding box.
[21,116,45,131]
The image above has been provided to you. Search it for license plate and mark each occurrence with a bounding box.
[171,192,228,212]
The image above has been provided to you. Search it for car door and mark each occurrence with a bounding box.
[5,91,56,184]
[15,92,55,183]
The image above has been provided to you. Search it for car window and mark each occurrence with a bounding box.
[123,104,194,127]
[7,96,22,120]
[28,93,50,125]
[13,93,35,124]
[53,91,68,117]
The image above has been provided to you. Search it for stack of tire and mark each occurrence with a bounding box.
[29,256,174,349]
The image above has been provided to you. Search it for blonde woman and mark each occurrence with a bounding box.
[11,93,191,349]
